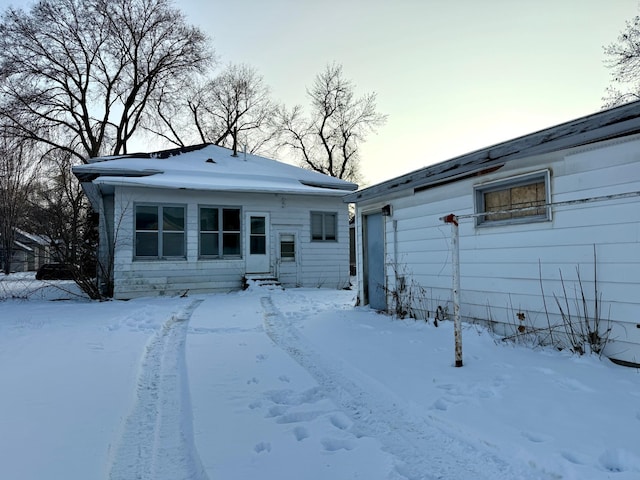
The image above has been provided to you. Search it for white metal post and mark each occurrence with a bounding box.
[441,214,463,367]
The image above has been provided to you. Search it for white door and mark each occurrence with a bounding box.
[245,212,270,273]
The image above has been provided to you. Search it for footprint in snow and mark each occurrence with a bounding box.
[293,426,309,441]
[278,375,290,383]
[431,398,448,411]
[599,448,638,473]
[266,405,288,418]
[265,386,323,406]
[254,442,271,454]
[561,450,588,465]
[554,377,594,393]
[532,366,555,376]
[256,353,268,362]
[329,414,351,431]
[276,410,323,424]
[521,431,552,443]
[321,438,355,452]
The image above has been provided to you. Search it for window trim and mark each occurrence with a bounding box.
[279,233,296,262]
[134,203,186,260]
[310,211,338,242]
[198,205,242,259]
[474,170,551,227]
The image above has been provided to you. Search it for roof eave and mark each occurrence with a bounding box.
[345,101,640,203]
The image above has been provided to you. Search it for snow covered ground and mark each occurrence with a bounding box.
[1,273,639,479]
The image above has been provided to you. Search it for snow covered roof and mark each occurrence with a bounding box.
[73,144,358,197]
[13,240,32,252]
[14,228,50,246]
[345,100,640,203]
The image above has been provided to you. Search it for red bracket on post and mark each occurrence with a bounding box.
[442,213,458,226]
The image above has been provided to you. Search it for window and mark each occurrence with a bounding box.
[250,216,266,254]
[280,234,295,261]
[199,206,241,257]
[311,212,337,241]
[475,171,550,226]
[135,205,185,258]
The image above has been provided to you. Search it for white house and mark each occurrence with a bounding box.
[0,229,51,273]
[73,144,357,299]
[345,101,640,367]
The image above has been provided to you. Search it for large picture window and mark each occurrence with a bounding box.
[311,212,337,241]
[475,171,550,226]
[135,205,185,258]
[199,206,241,257]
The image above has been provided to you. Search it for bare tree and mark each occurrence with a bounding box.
[0,0,212,163]
[0,135,39,274]
[27,150,103,297]
[150,63,278,154]
[275,63,386,183]
[603,13,640,107]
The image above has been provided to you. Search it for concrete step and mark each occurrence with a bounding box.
[243,275,281,290]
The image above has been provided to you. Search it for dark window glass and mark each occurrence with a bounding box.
[136,232,158,256]
[223,209,240,231]
[200,208,218,231]
[135,205,185,258]
[311,213,323,240]
[163,207,184,231]
[199,207,241,257]
[311,212,337,241]
[250,236,266,255]
[251,216,265,235]
[200,232,219,256]
[324,214,337,240]
[163,232,184,256]
[136,205,158,230]
[280,235,295,261]
[223,232,241,255]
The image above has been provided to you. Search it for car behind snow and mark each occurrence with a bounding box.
[35,264,74,281]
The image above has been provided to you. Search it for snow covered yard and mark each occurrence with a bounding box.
[0,274,639,479]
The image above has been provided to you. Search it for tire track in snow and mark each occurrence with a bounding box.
[107,299,208,480]
[261,295,551,480]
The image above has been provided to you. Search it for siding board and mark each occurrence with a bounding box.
[111,188,351,298]
[355,134,640,364]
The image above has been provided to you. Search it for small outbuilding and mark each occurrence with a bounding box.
[73,143,356,299]
[0,229,51,273]
[345,101,640,366]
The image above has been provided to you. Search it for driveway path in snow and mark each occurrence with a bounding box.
[261,294,549,480]
[107,299,208,480]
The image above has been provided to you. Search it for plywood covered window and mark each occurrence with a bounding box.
[475,171,550,226]
[135,204,185,258]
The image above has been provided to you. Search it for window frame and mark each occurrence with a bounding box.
[310,211,338,242]
[198,205,242,259]
[474,170,551,227]
[134,203,186,260]
[279,233,296,262]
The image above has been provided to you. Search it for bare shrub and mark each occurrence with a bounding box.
[500,247,612,357]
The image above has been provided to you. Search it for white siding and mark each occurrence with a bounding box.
[111,188,350,299]
[356,135,640,364]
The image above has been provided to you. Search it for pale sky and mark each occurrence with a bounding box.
[2,0,639,186]
[178,0,639,185]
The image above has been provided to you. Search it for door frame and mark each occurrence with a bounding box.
[363,211,386,310]
[245,212,271,274]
